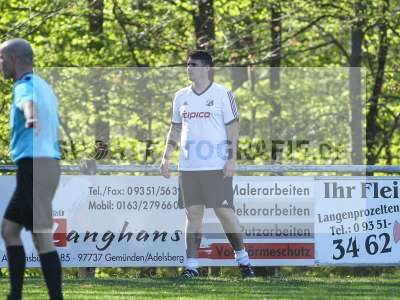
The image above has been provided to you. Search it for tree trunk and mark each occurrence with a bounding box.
[255,2,282,278]
[80,0,105,279]
[192,0,215,50]
[88,0,109,160]
[269,2,281,91]
[349,1,366,167]
[366,0,390,167]
[88,0,104,35]
[269,1,282,131]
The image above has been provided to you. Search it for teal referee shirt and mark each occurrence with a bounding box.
[10,72,61,163]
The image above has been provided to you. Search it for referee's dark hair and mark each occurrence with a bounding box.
[188,50,213,67]
[3,38,33,66]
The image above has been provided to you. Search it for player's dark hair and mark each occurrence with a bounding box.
[188,50,213,66]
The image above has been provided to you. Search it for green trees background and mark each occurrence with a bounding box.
[0,0,399,167]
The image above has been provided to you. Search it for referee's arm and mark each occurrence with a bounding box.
[22,100,40,135]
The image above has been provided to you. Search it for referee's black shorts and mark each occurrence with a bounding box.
[178,170,234,209]
[3,158,60,232]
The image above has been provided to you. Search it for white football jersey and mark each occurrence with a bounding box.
[171,82,239,171]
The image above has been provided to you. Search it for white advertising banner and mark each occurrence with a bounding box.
[0,175,399,267]
[0,175,315,267]
[314,177,400,265]
[201,176,315,266]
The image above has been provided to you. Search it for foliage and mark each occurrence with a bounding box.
[0,0,398,166]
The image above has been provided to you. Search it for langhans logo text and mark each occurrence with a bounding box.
[53,220,182,251]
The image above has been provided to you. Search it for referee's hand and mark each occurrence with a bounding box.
[160,158,171,178]
[25,118,40,135]
[223,160,235,177]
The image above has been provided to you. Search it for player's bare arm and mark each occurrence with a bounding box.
[160,122,182,178]
[224,119,239,177]
[22,100,40,135]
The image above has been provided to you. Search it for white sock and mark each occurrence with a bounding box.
[185,258,199,271]
[235,249,250,265]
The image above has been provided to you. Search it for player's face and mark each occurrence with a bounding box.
[0,47,14,79]
[187,58,209,82]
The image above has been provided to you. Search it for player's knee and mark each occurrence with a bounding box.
[187,213,202,224]
[186,216,203,232]
[186,214,203,233]
[1,221,21,244]
[214,208,234,222]
[32,233,54,253]
[188,222,202,234]
[186,208,204,222]
[0,223,7,241]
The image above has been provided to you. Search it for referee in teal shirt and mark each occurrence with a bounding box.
[0,38,63,300]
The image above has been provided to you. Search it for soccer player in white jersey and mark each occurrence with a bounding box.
[160,51,254,278]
